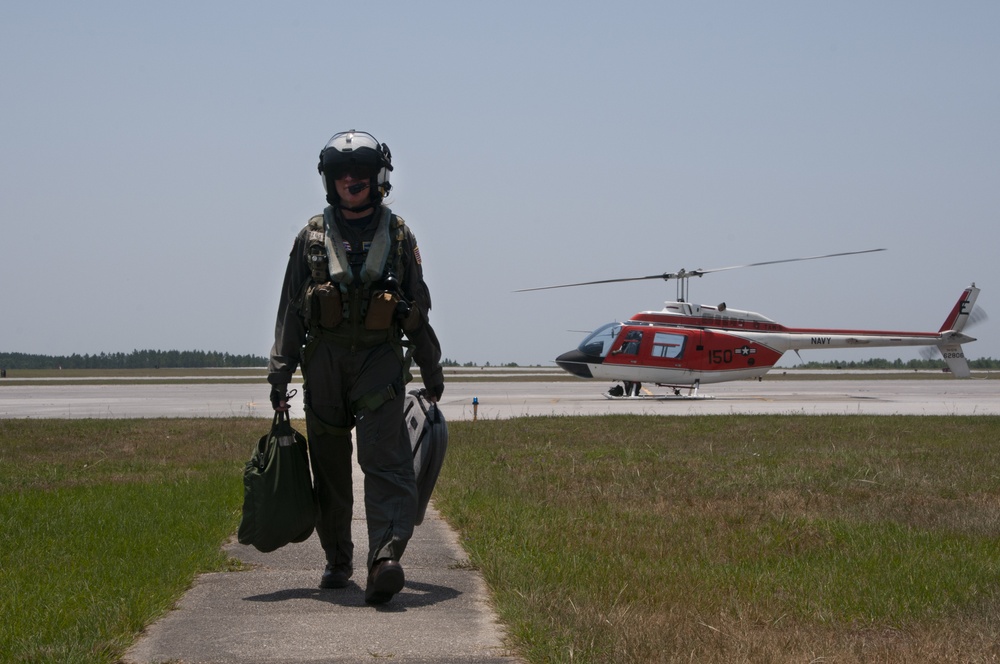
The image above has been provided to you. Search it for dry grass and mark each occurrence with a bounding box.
[435,415,1000,663]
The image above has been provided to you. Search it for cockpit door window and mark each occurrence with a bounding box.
[616,330,643,355]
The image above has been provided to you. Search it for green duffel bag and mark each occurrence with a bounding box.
[238,411,316,553]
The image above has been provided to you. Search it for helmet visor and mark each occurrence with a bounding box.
[327,163,376,180]
[320,146,382,176]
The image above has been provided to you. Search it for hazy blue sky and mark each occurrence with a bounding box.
[3,1,998,368]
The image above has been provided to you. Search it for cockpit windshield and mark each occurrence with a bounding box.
[578,322,621,358]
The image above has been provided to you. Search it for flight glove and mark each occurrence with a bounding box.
[270,384,289,412]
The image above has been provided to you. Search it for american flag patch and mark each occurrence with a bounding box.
[414,245,422,265]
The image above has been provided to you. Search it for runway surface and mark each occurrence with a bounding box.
[2,377,997,419]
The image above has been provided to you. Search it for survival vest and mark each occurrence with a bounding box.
[302,206,409,351]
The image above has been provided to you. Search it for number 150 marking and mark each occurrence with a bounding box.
[708,349,733,364]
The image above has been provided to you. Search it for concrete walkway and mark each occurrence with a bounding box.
[123,455,521,663]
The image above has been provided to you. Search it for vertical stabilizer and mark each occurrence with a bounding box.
[936,284,979,378]
[939,285,980,333]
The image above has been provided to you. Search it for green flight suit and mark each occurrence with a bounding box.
[268,204,444,573]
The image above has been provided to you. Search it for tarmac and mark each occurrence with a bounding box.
[4,371,1000,419]
[122,451,521,664]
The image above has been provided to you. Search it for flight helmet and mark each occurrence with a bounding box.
[317,130,393,209]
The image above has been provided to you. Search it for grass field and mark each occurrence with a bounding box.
[1,415,998,663]
[0,419,257,664]
[435,415,1000,663]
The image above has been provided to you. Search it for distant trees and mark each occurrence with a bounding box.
[441,358,525,368]
[0,350,266,370]
[797,357,1000,370]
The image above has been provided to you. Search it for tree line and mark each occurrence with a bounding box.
[0,350,267,370]
[798,357,1000,370]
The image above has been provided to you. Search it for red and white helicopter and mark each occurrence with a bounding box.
[518,250,982,399]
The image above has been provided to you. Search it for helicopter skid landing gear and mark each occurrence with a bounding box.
[603,379,714,401]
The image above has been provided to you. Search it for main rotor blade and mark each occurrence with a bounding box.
[514,273,679,292]
[689,248,887,277]
[514,248,886,292]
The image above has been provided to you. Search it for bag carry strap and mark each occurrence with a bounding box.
[271,389,297,428]
[351,379,403,415]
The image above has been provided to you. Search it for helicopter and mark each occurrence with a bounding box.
[517,249,982,399]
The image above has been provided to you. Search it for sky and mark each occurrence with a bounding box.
[2,1,998,368]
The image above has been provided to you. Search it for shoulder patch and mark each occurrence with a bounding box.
[306,215,326,249]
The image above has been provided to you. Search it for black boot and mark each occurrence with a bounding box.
[364,559,404,604]
[319,562,352,589]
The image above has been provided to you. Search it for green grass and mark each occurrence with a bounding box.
[434,415,1000,663]
[0,419,257,664]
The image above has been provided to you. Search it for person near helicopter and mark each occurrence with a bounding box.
[267,129,444,605]
[609,330,642,396]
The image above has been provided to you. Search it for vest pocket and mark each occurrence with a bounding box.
[312,283,343,328]
[365,291,398,330]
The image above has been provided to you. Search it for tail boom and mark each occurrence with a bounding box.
[740,285,980,377]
